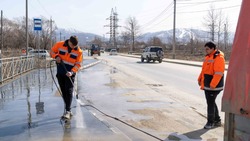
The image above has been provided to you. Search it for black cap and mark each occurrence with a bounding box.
[69,36,78,46]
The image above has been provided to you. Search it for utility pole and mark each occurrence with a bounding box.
[172,0,176,59]
[224,23,228,51]
[26,0,29,56]
[0,10,2,83]
[104,8,120,49]
[113,9,117,49]
[1,10,3,53]
[49,17,54,49]
[60,32,61,41]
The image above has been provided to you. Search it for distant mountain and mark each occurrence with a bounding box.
[55,28,234,45]
[55,28,102,45]
[138,28,234,44]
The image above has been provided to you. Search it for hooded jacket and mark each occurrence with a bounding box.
[50,40,83,75]
[198,50,225,91]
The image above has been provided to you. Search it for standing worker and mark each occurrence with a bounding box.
[50,36,83,119]
[198,41,225,129]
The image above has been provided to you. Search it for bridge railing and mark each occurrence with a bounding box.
[0,56,35,84]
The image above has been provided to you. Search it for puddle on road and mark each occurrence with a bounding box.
[0,68,57,137]
[0,69,54,106]
[104,78,120,88]
[110,67,117,74]
[127,99,162,103]
[0,59,126,140]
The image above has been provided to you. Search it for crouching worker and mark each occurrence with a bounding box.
[50,35,83,119]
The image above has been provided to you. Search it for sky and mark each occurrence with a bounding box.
[0,0,242,36]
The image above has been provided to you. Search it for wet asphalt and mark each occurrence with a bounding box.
[0,57,131,141]
[0,53,227,141]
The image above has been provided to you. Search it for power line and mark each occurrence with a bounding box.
[36,0,51,17]
[140,2,174,29]
[141,12,173,32]
[33,0,76,32]
[177,0,228,5]
[178,5,240,14]
[177,0,228,9]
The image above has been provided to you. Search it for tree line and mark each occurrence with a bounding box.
[0,16,56,57]
[116,5,233,61]
[1,5,233,60]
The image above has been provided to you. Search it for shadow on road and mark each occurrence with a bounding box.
[165,128,213,140]
[136,61,161,64]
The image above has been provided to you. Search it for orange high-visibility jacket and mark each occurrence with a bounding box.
[50,40,83,73]
[198,50,225,91]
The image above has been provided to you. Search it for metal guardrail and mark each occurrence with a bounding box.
[0,56,35,83]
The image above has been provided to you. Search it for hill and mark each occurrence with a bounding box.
[56,28,235,45]
[138,28,234,44]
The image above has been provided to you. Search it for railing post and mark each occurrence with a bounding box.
[12,57,14,79]
[0,56,35,84]
[0,51,2,83]
[20,56,23,74]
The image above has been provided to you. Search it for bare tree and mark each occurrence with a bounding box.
[14,17,36,49]
[203,4,219,42]
[91,36,102,45]
[203,4,229,50]
[120,31,130,48]
[147,36,163,46]
[216,10,225,48]
[3,18,20,50]
[0,16,58,57]
[124,16,140,52]
[223,17,230,50]
[40,16,57,50]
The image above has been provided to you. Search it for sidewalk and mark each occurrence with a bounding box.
[0,58,130,141]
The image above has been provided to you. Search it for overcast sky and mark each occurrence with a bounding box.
[0,0,242,36]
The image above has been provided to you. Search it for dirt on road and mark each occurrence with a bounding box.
[105,61,224,141]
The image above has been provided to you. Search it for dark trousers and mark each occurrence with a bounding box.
[56,74,75,112]
[205,90,221,123]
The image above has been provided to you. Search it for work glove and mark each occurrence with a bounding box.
[66,71,74,77]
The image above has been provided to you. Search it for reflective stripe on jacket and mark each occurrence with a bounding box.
[198,50,225,91]
[50,40,83,74]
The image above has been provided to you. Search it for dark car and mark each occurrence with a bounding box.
[90,44,100,56]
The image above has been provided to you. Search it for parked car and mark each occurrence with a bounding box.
[100,47,105,53]
[29,49,50,58]
[109,49,118,55]
[128,51,135,54]
[141,46,164,63]
[21,47,34,56]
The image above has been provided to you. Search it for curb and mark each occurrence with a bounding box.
[119,53,228,70]
[81,60,101,70]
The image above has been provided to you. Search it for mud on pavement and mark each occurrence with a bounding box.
[78,59,224,141]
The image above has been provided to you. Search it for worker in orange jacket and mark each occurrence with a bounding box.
[50,36,83,119]
[198,41,225,129]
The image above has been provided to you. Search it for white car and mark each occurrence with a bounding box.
[141,46,164,63]
[29,50,50,58]
[109,49,118,55]
[100,47,105,53]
